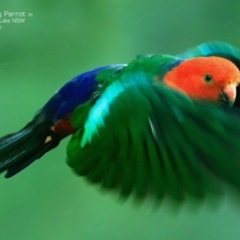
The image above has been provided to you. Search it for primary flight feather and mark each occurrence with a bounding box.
[1,42,240,203]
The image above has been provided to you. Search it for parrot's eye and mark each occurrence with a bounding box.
[204,74,213,83]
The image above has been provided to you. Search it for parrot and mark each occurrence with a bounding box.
[1,41,240,204]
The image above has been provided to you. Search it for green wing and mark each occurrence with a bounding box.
[66,70,240,203]
[177,41,240,68]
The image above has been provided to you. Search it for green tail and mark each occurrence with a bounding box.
[0,118,61,178]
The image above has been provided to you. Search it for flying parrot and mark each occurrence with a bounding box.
[1,41,240,203]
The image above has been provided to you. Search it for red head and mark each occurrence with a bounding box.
[164,57,240,105]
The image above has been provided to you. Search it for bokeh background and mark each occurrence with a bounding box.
[1,1,240,239]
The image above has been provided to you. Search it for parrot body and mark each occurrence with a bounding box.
[2,42,240,204]
[0,55,183,178]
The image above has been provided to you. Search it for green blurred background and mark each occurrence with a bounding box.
[1,1,240,239]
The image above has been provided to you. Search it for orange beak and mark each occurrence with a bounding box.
[220,85,237,106]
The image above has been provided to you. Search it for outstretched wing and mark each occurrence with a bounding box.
[177,41,240,67]
[178,41,240,107]
[66,71,240,203]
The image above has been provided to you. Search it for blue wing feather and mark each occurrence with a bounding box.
[40,65,125,124]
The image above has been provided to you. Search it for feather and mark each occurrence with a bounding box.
[66,70,240,202]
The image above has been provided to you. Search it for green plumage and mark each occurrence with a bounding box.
[2,42,240,206]
[178,41,240,68]
[66,54,240,202]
